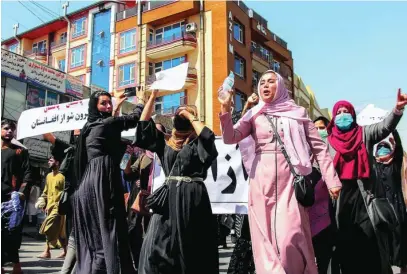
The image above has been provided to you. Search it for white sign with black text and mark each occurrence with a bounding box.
[151,138,250,214]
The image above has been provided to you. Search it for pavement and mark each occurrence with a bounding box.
[3,226,234,274]
[3,226,402,274]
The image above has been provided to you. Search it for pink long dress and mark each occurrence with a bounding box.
[220,112,341,274]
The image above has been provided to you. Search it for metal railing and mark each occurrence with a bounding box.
[147,33,196,49]
[251,45,273,64]
[24,48,47,56]
[50,40,67,49]
[116,0,177,21]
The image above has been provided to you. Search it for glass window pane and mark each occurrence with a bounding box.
[46,91,58,106]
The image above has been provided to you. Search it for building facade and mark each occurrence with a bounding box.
[2,0,294,135]
[294,74,331,121]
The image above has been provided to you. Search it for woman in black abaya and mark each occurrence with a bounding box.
[72,91,143,273]
[135,90,219,274]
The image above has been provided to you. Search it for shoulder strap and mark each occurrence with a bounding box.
[263,113,298,177]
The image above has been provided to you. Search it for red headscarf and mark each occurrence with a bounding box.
[327,100,370,180]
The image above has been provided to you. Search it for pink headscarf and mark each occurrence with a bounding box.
[240,70,312,175]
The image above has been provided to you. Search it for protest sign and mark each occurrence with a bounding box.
[149,62,189,91]
[151,138,249,214]
[17,100,89,140]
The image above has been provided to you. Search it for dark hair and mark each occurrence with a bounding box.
[1,119,16,129]
[313,116,330,127]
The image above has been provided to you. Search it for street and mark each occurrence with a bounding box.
[3,231,234,274]
[4,232,403,273]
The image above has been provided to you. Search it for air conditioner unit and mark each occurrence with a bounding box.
[248,9,253,18]
[186,23,197,33]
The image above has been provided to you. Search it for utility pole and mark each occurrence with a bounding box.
[13,23,21,55]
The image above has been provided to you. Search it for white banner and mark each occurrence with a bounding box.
[151,138,249,214]
[17,100,90,140]
[16,98,135,140]
[149,62,189,91]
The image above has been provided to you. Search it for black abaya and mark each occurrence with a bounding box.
[134,119,219,274]
[72,106,142,274]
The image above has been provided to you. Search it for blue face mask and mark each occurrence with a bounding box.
[334,113,354,131]
[377,147,392,157]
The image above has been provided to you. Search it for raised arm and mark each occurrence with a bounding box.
[218,89,252,144]
[104,103,144,132]
[364,89,406,145]
[140,89,159,121]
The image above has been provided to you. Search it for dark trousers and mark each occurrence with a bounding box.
[312,225,335,274]
[129,214,151,269]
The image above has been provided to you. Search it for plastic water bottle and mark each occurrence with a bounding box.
[120,153,131,170]
[219,71,235,100]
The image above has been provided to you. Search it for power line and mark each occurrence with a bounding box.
[18,0,45,24]
[29,0,60,20]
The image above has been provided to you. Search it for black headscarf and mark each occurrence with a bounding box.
[74,91,112,183]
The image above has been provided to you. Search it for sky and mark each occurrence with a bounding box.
[1,0,406,144]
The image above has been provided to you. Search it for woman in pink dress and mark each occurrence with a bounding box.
[219,70,342,274]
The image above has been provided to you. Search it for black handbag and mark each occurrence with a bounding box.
[58,190,70,215]
[357,177,399,232]
[264,114,316,207]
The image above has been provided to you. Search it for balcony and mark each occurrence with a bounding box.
[24,49,47,61]
[116,1,178,21]
[146,67,197,88]
[251,45,272,72]
[146,33,197,60]
[50,40,67,52]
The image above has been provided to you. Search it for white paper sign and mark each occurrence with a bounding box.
[151,138,249,214]
[17,100,90,140]
[149,62,189,91]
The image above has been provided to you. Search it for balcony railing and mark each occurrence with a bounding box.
[146,67,197,85]
[51,40,67,49]
[251,45,273,65]
[24,48,47,56]
[147,33,196,49]
[116,0,177,21]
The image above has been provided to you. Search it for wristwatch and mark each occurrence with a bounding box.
[190,116,199,122]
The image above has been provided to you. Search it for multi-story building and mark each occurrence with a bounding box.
[294,74,331,120]
[2,0,294,135]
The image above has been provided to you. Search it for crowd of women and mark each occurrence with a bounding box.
[13,69,406,274]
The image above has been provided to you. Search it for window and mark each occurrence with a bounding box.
[234,55,245,78]
[234,91,246,112]
[2,79,26,120]
[58,59,66,71]
[118,63,135,87]
[252,70,260,87]
[149,29,154,43]
[8,44,18,53]
[60,32,67,43]
[162,91,185,114]
[70,45,85,69]
[32,40,47,54]
[72,17,86,38]
[119,29,136,54]
[154,21,186,44]
[233,21,244,43]
[26,86,46,109]
[154,56,186,73]
[272,61,280,73]
[154,96,163,114]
